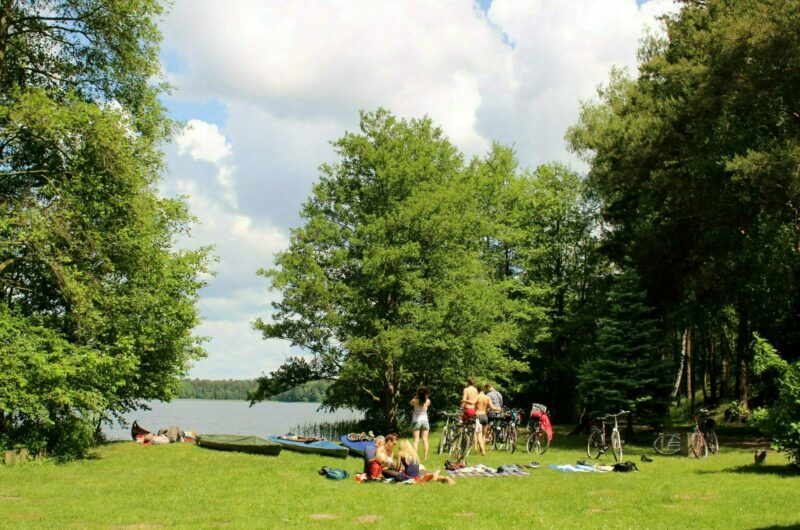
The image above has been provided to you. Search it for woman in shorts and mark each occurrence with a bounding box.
[410,386,431,459]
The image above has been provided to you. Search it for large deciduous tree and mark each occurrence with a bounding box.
[0,1,211,458]
[254,110,522,429]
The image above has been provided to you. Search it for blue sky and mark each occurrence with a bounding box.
[157,0,677,380]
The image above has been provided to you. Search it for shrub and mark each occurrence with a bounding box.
[749,334,800,466]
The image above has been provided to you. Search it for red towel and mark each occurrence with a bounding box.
[540,413,554,441]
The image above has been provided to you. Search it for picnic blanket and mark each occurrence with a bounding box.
[446,463,530,477]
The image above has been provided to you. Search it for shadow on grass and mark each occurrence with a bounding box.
[750,525,800,530]
[696,463,800,477]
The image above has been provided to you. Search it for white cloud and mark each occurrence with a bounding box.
[159,0,678,379]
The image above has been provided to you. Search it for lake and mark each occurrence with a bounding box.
[103,399,362,440]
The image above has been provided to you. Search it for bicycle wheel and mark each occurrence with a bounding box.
[706,430,719,455]
[528,430,549,455]
[506,425,517,453]
[587,428,603,459]
[653,433,681,455]
[690,432,708,459]
[487,426,497,451]
[437,426,449,455]
[611,430,623,462]
[448,431,464,461]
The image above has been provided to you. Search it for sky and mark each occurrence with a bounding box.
[158,0,678,380]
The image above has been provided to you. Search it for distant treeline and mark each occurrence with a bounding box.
[178,378,330,402]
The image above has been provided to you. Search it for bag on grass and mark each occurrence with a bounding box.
[319,466,349,480]
[612,461,639,472]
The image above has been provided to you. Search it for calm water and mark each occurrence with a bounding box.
[103,399,362,440]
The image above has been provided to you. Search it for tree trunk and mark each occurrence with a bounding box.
[672,329,689,398]
[735,309,750,408]
[700,330,708,404]
[708,335,717,405]
[687,328,694,413]
[720,329,730,399]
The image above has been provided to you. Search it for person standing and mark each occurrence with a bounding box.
[410,386,431,459]
[475,385,502,455]
[485,384,504,443]
[461,377,478,421]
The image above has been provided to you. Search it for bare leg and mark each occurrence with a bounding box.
[421,429,429,460]
[413,429,420,453]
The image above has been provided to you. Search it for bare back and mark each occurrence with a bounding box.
[461,385,478,410]
[475,392,491,415]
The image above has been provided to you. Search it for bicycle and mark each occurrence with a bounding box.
[587,410,629,462]
[448,412,477,462]
[652,408,719,457]
[652,431,681,455]
[698,409,719,455]
[526,403,550,455]
[437,411,462,455]
[689,409,719,459]
[488,408,519,453]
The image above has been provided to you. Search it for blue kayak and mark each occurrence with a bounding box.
[266,435,348,458]
[340,434,375,457]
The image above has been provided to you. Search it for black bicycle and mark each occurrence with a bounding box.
[587,410,629,462]
[487,408,519,453]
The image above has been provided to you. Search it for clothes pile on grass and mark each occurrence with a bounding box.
[131,421,196,445]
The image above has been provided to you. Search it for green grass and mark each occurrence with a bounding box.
[1,429,798,529]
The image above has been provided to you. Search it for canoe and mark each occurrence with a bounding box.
[196,434,282,456]
[267,435,349,458]
[131,420,151,440]
[340,434,375,457]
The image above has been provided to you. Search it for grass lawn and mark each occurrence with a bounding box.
[1,428,798,529]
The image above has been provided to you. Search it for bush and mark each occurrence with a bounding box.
[749,334,800,466]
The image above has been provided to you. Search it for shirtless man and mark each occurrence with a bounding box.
[461,377,479,448]
[475,385,502,455]
[461,377,478,421]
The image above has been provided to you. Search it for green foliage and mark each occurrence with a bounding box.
[577,269,671,425]
[177,379,257,401]
[568,0,800,407]
[0,308,129,459]
[248,357,319,404]
[750,335,800,466]
[0,1,211,458]
[256,110,523,428]
[271,380,331,403]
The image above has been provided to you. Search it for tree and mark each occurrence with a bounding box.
[0,1,211,458]
[467,150,602,419]
[254,110,522,429]
[568,0,800,405]
[577,268,672,434]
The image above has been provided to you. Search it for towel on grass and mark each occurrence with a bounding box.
[548,464,611,473]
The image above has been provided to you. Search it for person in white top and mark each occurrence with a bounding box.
[410,386,431,459]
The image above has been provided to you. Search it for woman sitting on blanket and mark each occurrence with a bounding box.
[383,440,420,481]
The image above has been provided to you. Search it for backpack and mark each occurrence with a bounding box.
[444,460,465,471]
[319,466,349,480]
[612,461,639,472]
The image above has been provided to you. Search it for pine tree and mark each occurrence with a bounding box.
[577,268,671,434]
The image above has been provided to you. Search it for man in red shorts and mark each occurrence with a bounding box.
[461,377,479,445]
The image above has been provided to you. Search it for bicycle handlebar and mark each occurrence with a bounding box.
[598,410,630,420]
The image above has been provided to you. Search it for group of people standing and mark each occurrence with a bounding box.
[361,378,506,483]
[408,378,505,459]
[459,377,504,455]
